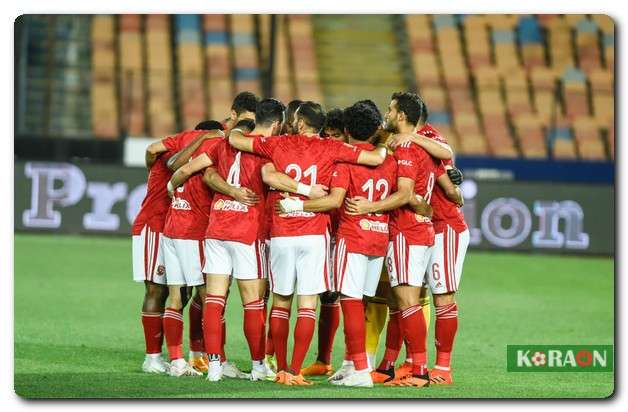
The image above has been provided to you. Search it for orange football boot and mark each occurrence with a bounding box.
[384,374,429,388]
[290,374,314,386]
[300,361,332,376]
[371,368,395,384]
[188,355,209,373]
[274,370,294,385]
[394,362,412,379]
[429,368,453,385]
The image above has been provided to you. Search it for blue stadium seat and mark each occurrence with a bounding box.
[428,111,451,125]
[576,18,598,33]
[517,16,543,44]
[205,31,228,44]
[433,15,457,30]
[492,29,516,44]
[547,127,573,141]
[234,67,260,81]
[562,67,586,83]
[175,14,201,32]
[231,32,256,45]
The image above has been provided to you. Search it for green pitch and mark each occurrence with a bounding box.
[14,234,614,398]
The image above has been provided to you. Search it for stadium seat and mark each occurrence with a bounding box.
[118,14,146,136]
[589,68,614,128]
[575,18,602,74]
[530,66,559,126]
[145,15,176,137]
[273,15,295,103]
[513,113,547,158]
[518,16,546,69]
[175,14,206,129]
[573,117,606,160]
[288,15,323,102]
[463,16,491,69]
[547,17,575,71]
[562,68,590,120]
[550,127,578,159]
[91,15,118,138]
[203,14,233,120]
[231,14,261,96]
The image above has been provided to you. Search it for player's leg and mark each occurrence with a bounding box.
[268,236,297,383]
[289,234,329,385]
[134,226,169,373]
[428,227,469,385]
[364,271,389,367]
[384,238,431,388]
[233,239,274,381]
[188,288,206,372]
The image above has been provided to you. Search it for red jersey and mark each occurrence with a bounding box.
[163,137,222,240]
[205,136,269,244]
[418,124,467,233]
[131,130,205,235]
[389,143,440,246]
[252,134,363,237]
[331,143,398,256]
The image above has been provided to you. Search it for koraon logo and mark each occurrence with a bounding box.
[507,345,613,372]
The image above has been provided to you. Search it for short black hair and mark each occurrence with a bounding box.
[231,91,259,115]
[234,118,255,133]
[323,108,344,133]
[343,103,381,141]
[255,98,286,127]
[391,92,423,125]
[285,99,303,122]
[356,99,383,123]
[195,120,224,131]
[296,101,326,133]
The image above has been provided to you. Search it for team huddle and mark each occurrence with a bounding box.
[131,91,469,388]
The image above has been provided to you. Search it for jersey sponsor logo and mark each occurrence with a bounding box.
[359,218,389,234]
[171,197,191,210]
[414,213,432,223]
[398,159,413,167]
[157,265,166,275]
[213,199,249,213]
[279,210,316,218]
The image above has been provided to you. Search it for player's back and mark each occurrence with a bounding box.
[132,130,205,235]
[389,142,440,245]
[334,143,397,256]
[206,137,268,244]
[163,137,221,240]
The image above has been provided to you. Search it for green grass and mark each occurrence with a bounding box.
[14,233,614,398]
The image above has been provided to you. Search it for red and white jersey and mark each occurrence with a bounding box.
[131,130,205,235]
[163,137,222,241]
[417,123,467,233]
[205,136,269,244]
[252,134,363,238]
[331,143,397,257]
[389,143,440,246]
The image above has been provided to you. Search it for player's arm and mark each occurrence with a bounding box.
[345,177,415,215]
[145,141,169,169]
[437,173,464,207]
[227,128,254,153]
[167,153,213,197]
[356,147,387,166]
[276,187,347,214]
[260,163,328,199]
[202,167,259,206]
[167,130,224,171]
[388,133,453,160]
[408,194,433,218]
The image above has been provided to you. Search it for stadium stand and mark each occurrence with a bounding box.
[15,14,614,161]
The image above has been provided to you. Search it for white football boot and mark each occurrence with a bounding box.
[328,360,355,383]
[336,370,374,387]
[169,358,202,377]
[206,360,223,382]
[250,361,276,381]
[142,353,170,374]
[221,361,250,379]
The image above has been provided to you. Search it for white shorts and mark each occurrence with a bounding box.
[334,238,384,299]
[269,233,330,296]
[204,239,267,280]
[426,227,470,294]
[162,236,205,287]
[132,225,166,285]
[386,233,433,288]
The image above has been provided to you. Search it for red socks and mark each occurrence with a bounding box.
[203,294,226,359]
[435,302,458,370]
[400,304,428,376]
[377,310,403,370]
[340,298,368,371]
[317,303,340,364]
[243,299,265,361]
[290,308,317,374]
[141,312,164,354]
[188,299,204,353]
[162,308,184,360]
[269,307,290,371]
